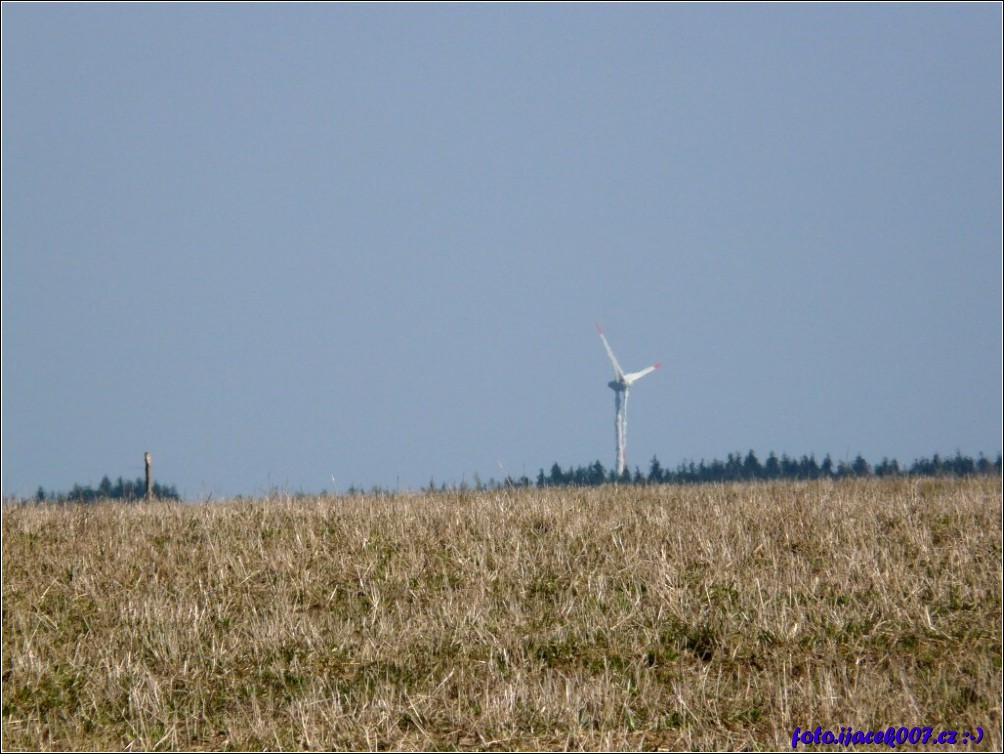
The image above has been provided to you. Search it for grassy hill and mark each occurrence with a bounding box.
[3,477,1000,750]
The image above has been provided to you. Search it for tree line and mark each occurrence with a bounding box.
[31,476,180,503]
[18,451,1001,501]
[532,451,1002,488]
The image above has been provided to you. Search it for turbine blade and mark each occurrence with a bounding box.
[595,322,624,379]
[624,363,661,384]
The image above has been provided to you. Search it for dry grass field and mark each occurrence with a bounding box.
[2,477,1001,751]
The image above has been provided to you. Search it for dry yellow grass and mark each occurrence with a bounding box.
[2,477,1001,750]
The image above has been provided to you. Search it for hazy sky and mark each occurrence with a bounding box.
[3,4,1001,498]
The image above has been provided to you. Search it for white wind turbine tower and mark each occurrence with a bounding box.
[596,323,661,478]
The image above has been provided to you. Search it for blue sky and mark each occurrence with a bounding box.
[3,4,1001,497]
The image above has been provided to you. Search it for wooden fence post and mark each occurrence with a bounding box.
[144,452,153,501]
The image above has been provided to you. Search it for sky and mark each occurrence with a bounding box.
[2,4,1001,498]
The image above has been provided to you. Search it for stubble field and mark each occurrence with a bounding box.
[2,477,1001,750]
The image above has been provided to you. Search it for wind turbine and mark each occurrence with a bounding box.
[596,323,661,478]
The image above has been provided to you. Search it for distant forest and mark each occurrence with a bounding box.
[399,451,1003,493]
[529,451,1003,489]
[404,451,1003,494]
[31,476,180,503]
[17,451,1001,502]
